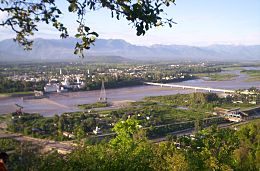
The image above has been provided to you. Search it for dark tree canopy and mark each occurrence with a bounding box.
[0,0,176,56]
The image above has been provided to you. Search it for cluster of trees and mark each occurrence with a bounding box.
[1,118,260,170]
[173,66,221,74]
[84,75,143,91]
[136,65,221,83]
[0,138,46,171]
[232,91,260,105]
[145,92,257,111]
[0,78,46,93]
[56,113,98,140]
[7,92,242,141]
[145,92,221,112]
[7,112,97,140]
[147,116,226,139]
[8,113,57,139]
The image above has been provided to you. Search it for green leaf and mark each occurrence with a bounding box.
[75,34,81,38]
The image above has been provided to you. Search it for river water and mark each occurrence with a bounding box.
[0,67,259,116]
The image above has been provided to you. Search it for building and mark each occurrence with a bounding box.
[44,83,59,93]
[62,132,75,139]
[34,90,44,96]
[214,107,248,122]
[93,126,102,135]
[61,78,70,87]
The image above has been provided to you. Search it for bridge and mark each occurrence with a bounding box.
[144,82,235,93]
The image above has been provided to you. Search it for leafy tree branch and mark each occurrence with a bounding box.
[0,0,176,57]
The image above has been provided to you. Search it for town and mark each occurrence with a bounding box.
[0,62,219,95]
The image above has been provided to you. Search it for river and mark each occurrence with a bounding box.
[0,67,259,116]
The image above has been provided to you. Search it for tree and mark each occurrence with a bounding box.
[74,125,85,140]
[194,117,203,133]
[187,126,239,170]
[0,0,176,57]
[0,139,43,171]
[63,119,154,170]
[110,118,140,147]
[233,121,260,170]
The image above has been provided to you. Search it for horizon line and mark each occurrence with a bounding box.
[1,37,260,47]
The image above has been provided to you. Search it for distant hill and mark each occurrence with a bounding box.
[0,38,259,62]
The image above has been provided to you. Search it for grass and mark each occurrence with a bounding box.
[241,70,260,82]
[130,101,158,107]
[235,118,260,128]
[220,103,256,110]
[78,102,110,109]
[195,73,238,81]
[222,67,243,71]
[0,91,34,97]
[0,115,8,122]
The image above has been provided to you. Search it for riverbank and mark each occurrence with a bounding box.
[241,70,260,82]
[194,73,238,81]
[1,66,259,116]
[0,91,34,98]
[0,77,195,98]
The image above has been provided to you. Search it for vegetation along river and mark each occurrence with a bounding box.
[0,67,259,116]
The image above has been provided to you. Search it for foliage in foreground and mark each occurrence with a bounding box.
[1,119,260,171]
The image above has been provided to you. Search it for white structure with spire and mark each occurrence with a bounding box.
[93,126,102,135]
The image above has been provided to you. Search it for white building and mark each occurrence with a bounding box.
[93,126,102,135]
[44,83,59,93]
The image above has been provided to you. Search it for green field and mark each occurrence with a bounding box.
[78,102,110,109]
[0,91,34,97]
[195,73,238,81]
[241,70,260,82]
[222,67,243,71]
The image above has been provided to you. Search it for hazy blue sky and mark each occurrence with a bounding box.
[0,0,259,46]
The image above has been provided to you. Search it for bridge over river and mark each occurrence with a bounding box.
[144,82,236,93]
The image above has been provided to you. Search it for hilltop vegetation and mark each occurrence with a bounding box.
[1,119,260,171]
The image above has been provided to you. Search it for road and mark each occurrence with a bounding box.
[0,131,76,154]
[151,122,238,143]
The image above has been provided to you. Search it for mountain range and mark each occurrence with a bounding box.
[0,38,259,62]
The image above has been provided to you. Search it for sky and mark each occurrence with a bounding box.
[0,0,260,46]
